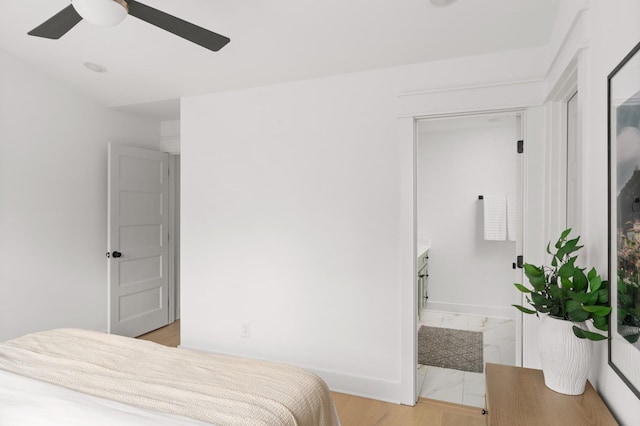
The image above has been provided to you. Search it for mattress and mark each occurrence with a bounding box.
[0,329,339,426]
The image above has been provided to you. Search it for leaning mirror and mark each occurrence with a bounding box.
[609,39,640,400]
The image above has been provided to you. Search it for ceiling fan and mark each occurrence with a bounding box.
[28,0,230,52]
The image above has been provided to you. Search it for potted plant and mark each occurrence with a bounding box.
[513,228,611,395]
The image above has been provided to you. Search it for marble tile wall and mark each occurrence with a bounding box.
[417,310,516,408]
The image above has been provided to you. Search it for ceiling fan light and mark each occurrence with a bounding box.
[72,0,128,27]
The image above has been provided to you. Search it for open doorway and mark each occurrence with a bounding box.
[414,111,523,408]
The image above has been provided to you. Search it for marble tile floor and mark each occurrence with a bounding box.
[417,310,516,408]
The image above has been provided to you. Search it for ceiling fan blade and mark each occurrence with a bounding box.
[127,0,230,52]
[28,5,83,39]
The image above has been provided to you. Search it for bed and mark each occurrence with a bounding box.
[0,328,340,425]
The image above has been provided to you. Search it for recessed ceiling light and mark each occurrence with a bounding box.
[83,62,108,73]
[430,0,457,6]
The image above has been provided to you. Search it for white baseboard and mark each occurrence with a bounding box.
[425,301,516,319]
[304,367,404,405]
[179,343,406,404]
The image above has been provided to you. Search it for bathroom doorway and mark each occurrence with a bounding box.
[414,111,523,408]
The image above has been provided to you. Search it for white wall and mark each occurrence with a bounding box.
[533,1,640,423]
[579,1,640,423]
[417,120,517,317]
[182,0,640,416]
[181,70,404,400]
[181,47,548,402]
[0,49,160,341]
[160,119,180,153]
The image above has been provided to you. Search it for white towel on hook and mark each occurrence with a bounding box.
[483,195,507,241]
[507,193,516,242]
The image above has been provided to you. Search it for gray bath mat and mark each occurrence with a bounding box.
[418,326,484,373]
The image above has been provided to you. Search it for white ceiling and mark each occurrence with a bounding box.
[0,0,560,120]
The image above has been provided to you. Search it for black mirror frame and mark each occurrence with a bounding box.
[608,39,640,401]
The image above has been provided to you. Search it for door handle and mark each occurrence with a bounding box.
[106,251,122,258]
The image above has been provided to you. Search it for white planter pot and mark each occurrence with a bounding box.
[537,315,592,395]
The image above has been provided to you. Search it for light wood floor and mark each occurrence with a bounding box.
[136,321,487,426]
[137,319,181,347]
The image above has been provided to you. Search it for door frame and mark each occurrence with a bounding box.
[400,107,529,404]
[546,58,580,237]
[168,154,179,323]
[161,133,182,323]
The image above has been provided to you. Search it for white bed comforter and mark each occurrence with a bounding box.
[0,329,339,426]
[0,369,211,425]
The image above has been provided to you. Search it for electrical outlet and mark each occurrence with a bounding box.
[241,322,251,338]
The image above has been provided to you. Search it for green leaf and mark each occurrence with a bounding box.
[584,291,599,306]
[567,240,584,256]
[514,283,532,293]
[531,293,547,306]
[560,228,572,240]
[571,292,597,304]
[594,323,609,332]
[593,315,608,331]
[513,304,536,315]
[565,299,582,312]
[558,262,575,279]
[572,268,588,292]
[546,242,553,255]
[618,308,628,319]
[589,274,602,293]
[620,294,633,305]
[572,326,587,338]
[568,308,590,322]
[624,333,640,344]
[573,326,608,341]
[597,288,609,304]
[524,264,546,290]
[582,305,612,316]
[524,263,543,277]
[569,292,589,303]
[563,237,579,254]
[587,267,597,282]
[628,307,640,317]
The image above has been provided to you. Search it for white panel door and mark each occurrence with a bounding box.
[108,144,169,337]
